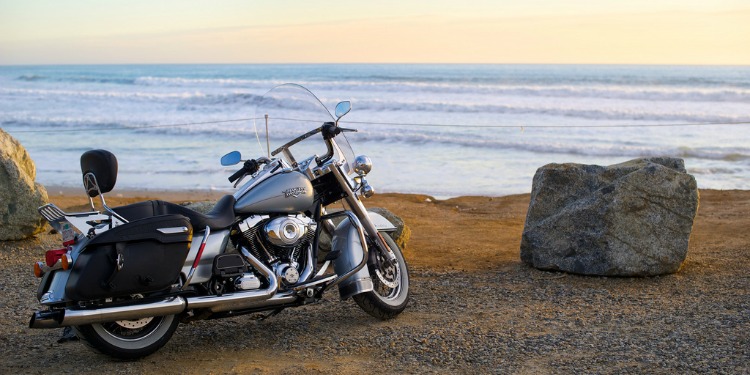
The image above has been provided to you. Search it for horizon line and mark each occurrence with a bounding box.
[2,62,750,68]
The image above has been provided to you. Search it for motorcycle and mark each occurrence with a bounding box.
[28,83,410,360]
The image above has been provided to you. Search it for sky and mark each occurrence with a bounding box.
[1,0,749,65]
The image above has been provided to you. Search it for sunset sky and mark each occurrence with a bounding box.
[1,0,749,65]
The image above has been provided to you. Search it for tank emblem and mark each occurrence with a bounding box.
[283,187,306,198]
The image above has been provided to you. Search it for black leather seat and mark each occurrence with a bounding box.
[114,195,237,231]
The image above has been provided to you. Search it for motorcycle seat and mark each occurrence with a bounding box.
[114,195,236,230]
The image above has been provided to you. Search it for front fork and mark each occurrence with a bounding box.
[328,163,397,265]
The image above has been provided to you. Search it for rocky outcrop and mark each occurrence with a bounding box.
[0,129,49,240]
[520,157,699,276]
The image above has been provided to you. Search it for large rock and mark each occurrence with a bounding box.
[520,157,699,276]
[366,207,411,251]
[0,129,49,240]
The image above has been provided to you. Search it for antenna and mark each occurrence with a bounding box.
[265,114,270,159]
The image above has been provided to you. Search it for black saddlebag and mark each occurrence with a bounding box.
[65,214,193,301]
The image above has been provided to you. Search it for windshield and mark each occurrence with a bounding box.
[253,84,355,173]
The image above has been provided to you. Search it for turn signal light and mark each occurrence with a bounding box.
[61,254,71,270]
[34,262,44,278]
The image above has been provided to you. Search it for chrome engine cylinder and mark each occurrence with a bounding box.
[264,216,308,247]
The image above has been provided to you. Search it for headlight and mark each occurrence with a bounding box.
[353,155,372,176]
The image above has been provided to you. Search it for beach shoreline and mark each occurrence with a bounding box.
[1,188,748,372]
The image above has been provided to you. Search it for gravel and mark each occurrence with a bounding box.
[0,230,747,374]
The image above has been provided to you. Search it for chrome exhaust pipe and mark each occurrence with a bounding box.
[29,296,187,329]
[185,246,280,313]
[30,248,290,329]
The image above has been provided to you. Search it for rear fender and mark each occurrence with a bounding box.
[38,238,88,305]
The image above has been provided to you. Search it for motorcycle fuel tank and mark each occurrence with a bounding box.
[235,171,315,214]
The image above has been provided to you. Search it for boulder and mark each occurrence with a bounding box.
[0,129,49,240]
[366,207,411,251]
[520,157,699,276]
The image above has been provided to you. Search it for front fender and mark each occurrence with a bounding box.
[331,212,395,300]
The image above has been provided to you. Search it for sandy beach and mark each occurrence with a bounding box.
[0,188,748,373]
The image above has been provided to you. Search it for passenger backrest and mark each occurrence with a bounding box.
[80,149,118,197]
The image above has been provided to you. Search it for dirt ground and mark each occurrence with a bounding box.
[0,189,747,373]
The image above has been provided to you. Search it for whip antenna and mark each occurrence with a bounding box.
[265,114,270,159]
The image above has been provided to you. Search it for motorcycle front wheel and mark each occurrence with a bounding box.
[73,314,179,360]
[353,234,410,319]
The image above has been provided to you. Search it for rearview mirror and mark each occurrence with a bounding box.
[335,101,351,120]
[220,151,242,166]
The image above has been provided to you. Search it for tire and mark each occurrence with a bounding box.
[73,314,179,360]
[353,234,410,319]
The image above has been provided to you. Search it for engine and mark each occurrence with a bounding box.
[236,214,316,288]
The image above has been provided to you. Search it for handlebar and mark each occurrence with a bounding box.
[228,159,262,183]
[228,168,246,183]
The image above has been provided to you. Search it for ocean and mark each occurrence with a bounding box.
[1,64,749,198]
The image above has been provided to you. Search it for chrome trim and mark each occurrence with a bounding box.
[82,172,129,225]
[231,291,298,311]
[314,260,331,278]
[237,215,267,233]
[353,155,372,176]
[329,164,396,263]
[292,274,337,291]
[29,297,187,329]
[37,203,126,235]
[185,246,277,313]
[297,241,315,283]
[38,204,66,222]
[36,259,63,275]
[157,226,189,234]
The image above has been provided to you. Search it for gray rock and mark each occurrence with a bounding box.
[180,201,215,214]
[0,129,49,240]
[520,157,699,276]
[366,207,411,251]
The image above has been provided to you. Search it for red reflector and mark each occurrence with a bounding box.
[45,249,67,267]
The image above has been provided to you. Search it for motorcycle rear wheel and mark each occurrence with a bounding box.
[73,314,179,360]
[353,234,410,319]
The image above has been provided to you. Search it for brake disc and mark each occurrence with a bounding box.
[113,294,153,329]
[114,317,154,329]
[375,255,399,289]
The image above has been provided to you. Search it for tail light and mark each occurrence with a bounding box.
[45,249,67,267]
[34,248,72,278]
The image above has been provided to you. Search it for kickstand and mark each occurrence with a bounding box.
[260,308,284,321]
[57,327,79,343]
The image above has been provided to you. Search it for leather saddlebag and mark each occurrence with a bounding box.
[65,214,192,301]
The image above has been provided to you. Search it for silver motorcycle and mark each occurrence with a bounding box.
[28,83,410,359]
